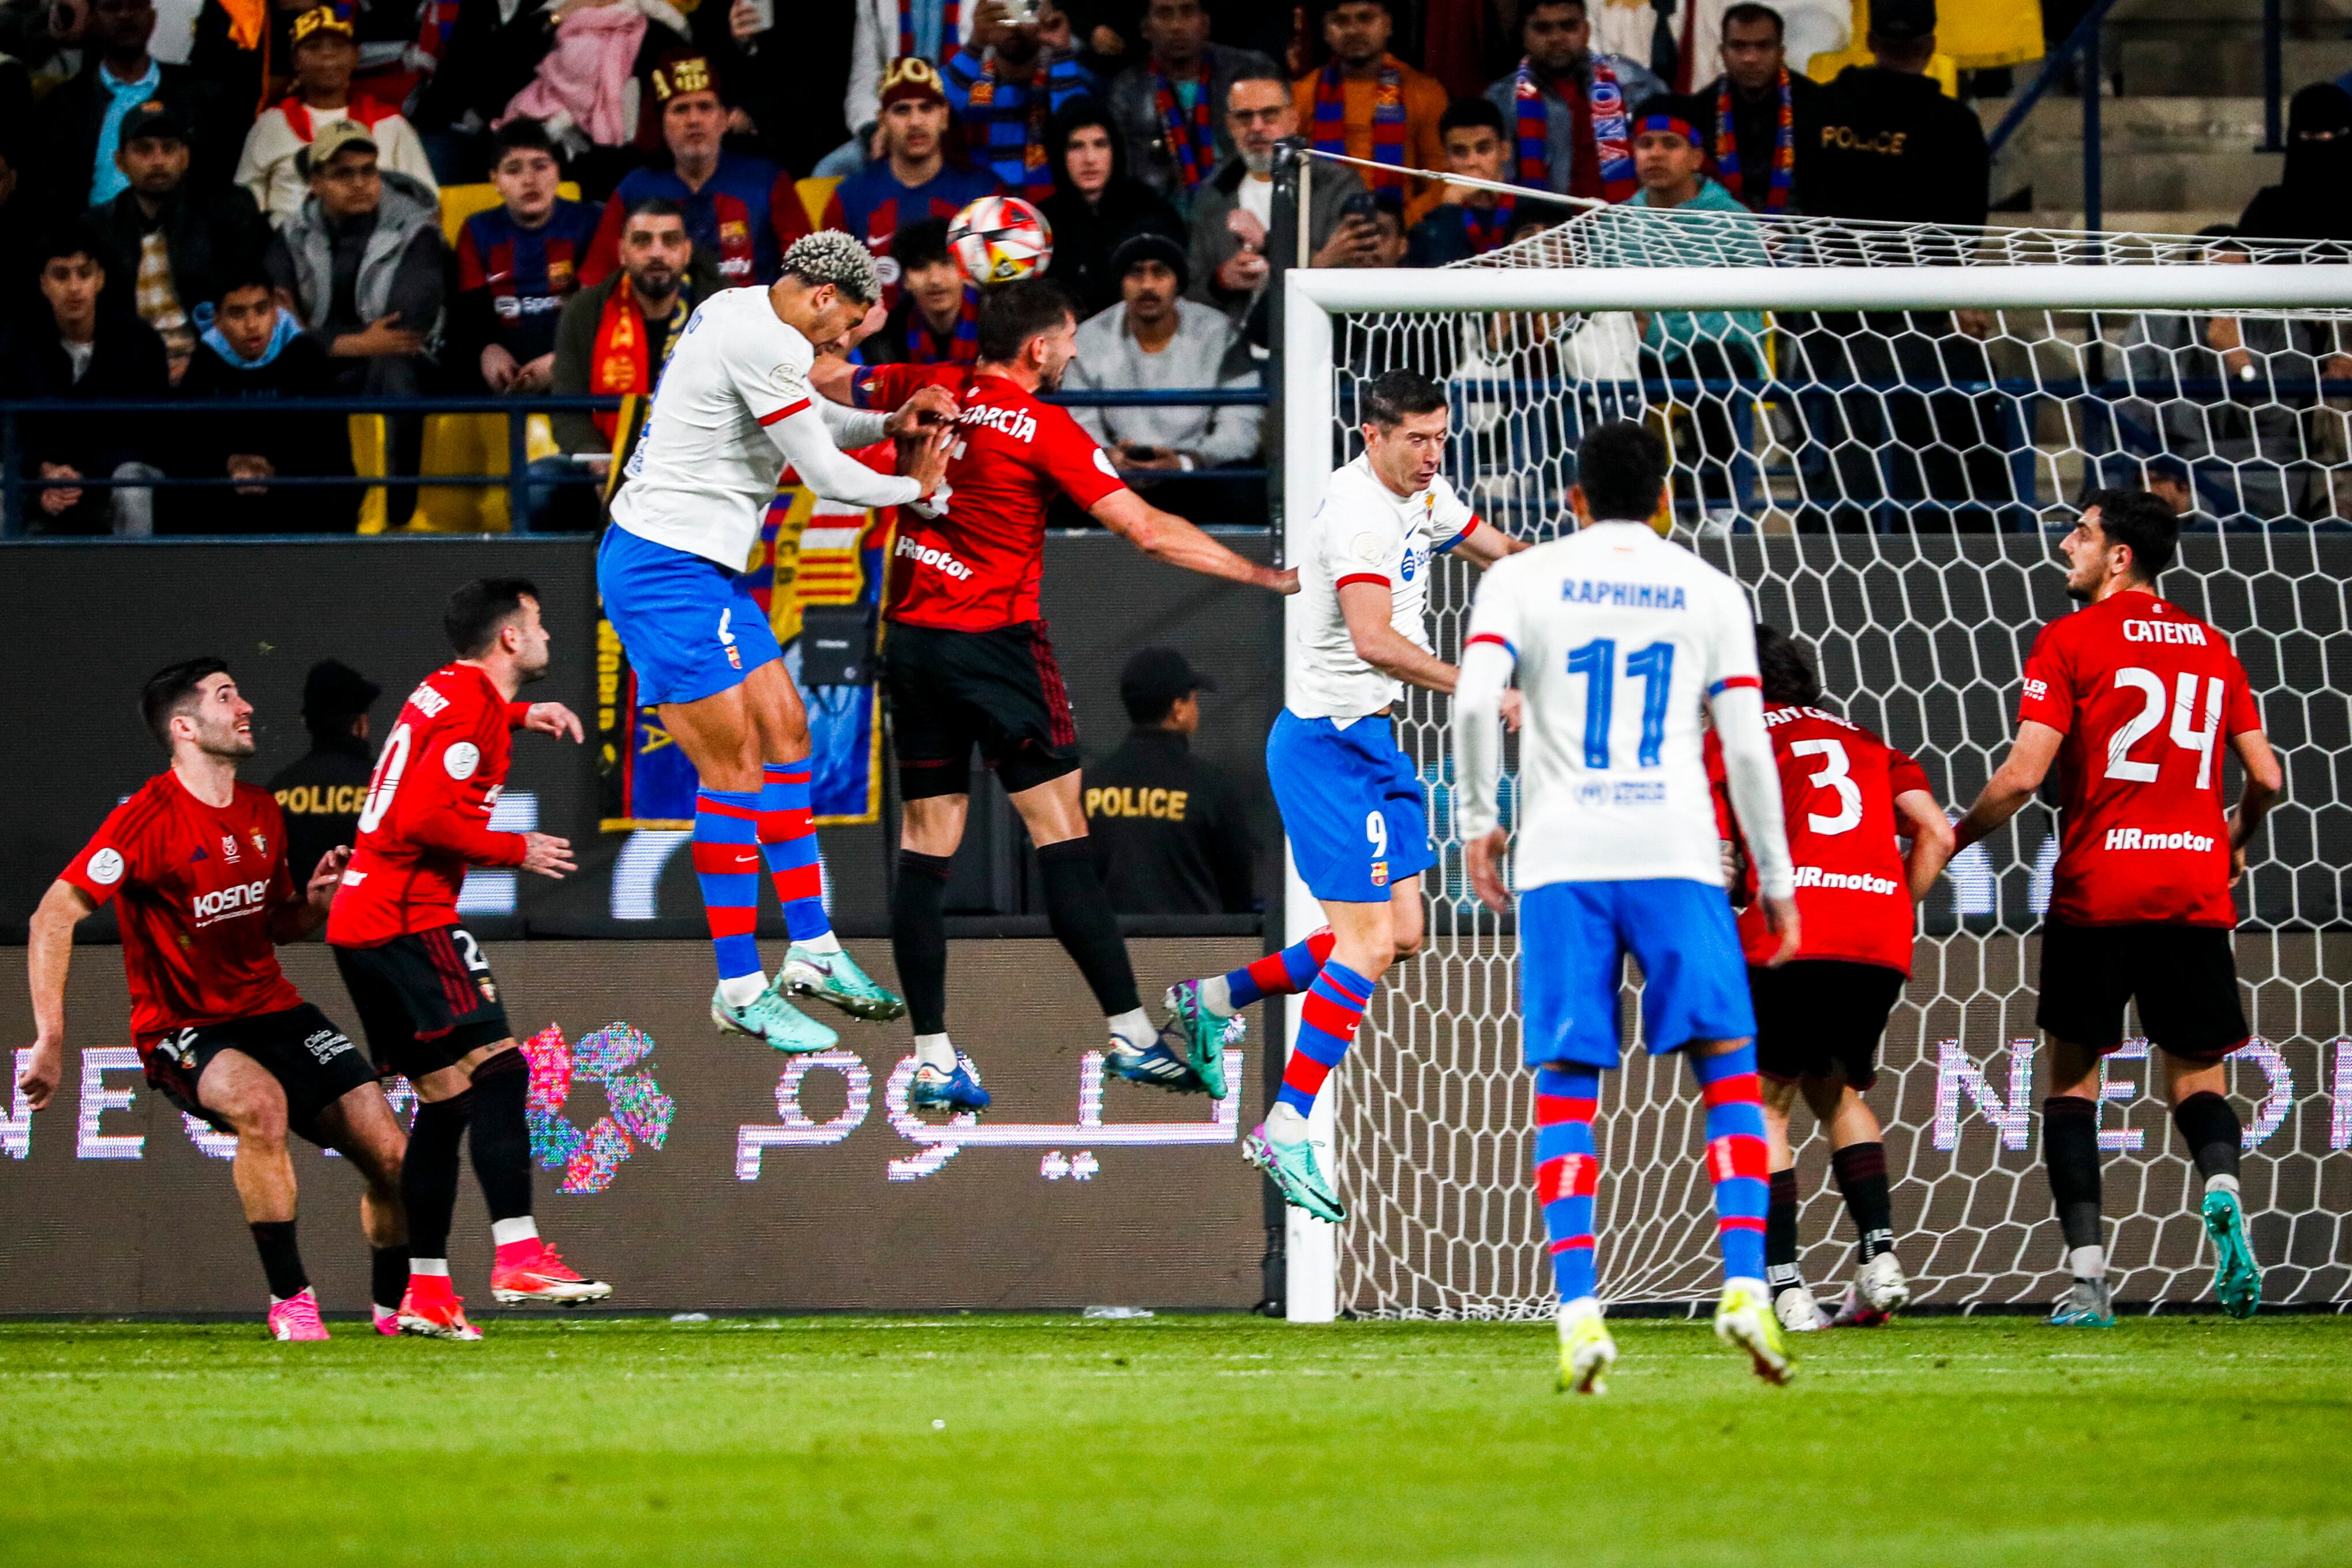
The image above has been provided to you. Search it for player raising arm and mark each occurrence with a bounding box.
[1454,421,1800,1394]
[1160,370,1525,1220]
[19,661,409,1341]
[601,231,957,1055]
[1953,489,2282,1326]
[328,580,603,1340]
[1709,627,1955,1334]
[841,279,1295,1113]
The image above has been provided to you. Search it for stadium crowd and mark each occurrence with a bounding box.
[0,0,2346,533]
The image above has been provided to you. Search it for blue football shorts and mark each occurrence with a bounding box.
[597,523,782,707]
[1518,879,1756,1068]
[1268,710,1437,904]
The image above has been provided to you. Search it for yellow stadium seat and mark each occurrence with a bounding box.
[437,181,586,243]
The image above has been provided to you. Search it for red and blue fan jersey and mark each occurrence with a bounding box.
[822,159,1001,303]
[455,198,603,362]
[585,151,811,290]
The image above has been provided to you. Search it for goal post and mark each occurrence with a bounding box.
[1277,222,2352,1323]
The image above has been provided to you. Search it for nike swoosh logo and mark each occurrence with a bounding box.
[733,853,760,868]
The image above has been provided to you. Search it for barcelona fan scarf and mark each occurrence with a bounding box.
[909,284,981,363]
[1514,54,1633,203]
[1713,70,1795,213]
[1153,61,1219,194]
[1312,56,1408,192]
[1460,197,1516,254]
[898,0,961,62]
[976,52,1058,204]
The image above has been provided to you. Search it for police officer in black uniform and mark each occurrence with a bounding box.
[268,660,382,880]
[1084,647,1258,916]
[1795,0,2011,531]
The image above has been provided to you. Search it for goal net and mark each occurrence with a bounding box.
[1278,198,2352,1319]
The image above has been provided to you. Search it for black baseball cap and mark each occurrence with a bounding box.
[1870,0,1935,45]
[1119,646,1215,722]
[302,659,381,723]
[118,102,190,147]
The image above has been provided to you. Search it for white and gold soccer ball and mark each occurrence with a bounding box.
[946,195,1055,286]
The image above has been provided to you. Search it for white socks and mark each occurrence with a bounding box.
[913,1033,958,1072]
[798,931,844,955]
[1107,1009,1155,1052]
[1265,1102,1310,1145]
[2205,1172,2241,1198]
[2068,1244,2107,1282]
[492,1217,539,1249]
[718,972,767,1008]
[1199,974,1236,1018]
[1557,1295,1602,1335]
[410,1258,450,1277]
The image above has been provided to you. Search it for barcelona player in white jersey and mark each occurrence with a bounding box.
[1453,421,1802,1393]
[1166,371,1525,1220]
[600,232,956,1054]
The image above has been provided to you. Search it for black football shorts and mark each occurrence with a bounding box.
[1747,959,1908,1090]
[143,1002,377,1145]
[332,924,514,1080]
[885,619,1082,798]
[2035,918,2250,1063]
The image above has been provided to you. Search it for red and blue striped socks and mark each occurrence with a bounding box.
[1535,1065,1602,1304]
[692,787,765,989]
[1214,928,1338,1013]
[1275,960,1374,1119]
[1691,1044,1770,1284]
[758,762,830,944]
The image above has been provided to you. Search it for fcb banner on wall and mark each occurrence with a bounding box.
[600,468,894,831]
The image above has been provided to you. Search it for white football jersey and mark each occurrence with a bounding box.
[1291,454,1484,720]
[1460,520,1761,891]
[612,288,915,570]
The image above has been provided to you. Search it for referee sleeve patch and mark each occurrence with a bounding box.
[756,399,811,427]
[1709,674,1762,697]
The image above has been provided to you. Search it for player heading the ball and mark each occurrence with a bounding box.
[601,231,958,1054]
[831,278,1296,1112]
[1953,488,2283,1327]
[1454,421,1800,1394]
[20,661,409,1342]
[1165,370,1526,1220]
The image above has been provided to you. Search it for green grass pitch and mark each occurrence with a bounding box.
[3,1315,2347,1566]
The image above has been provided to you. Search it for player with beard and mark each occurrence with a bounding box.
[19,661,410,1341]
[1955,489,2284,1326]
[328,579,602,1338]
[823,277,1296,1110]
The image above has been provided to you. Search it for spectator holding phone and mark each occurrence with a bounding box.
[1188,68,1376,330]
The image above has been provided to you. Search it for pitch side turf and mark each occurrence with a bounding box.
[2,1315,2346,1567]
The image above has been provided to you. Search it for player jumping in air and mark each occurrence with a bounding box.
[601,230,956,1053]
[826,278,1296,1111]
[1954,489,2283,1326]
[18,661,410,1341]
[328,579,606,1339]
[1709,627,1954,1333]
[1163,370,1525,1216]
[1454,421,1802,1393]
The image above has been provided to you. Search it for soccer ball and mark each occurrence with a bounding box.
[947,196,1054,286]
